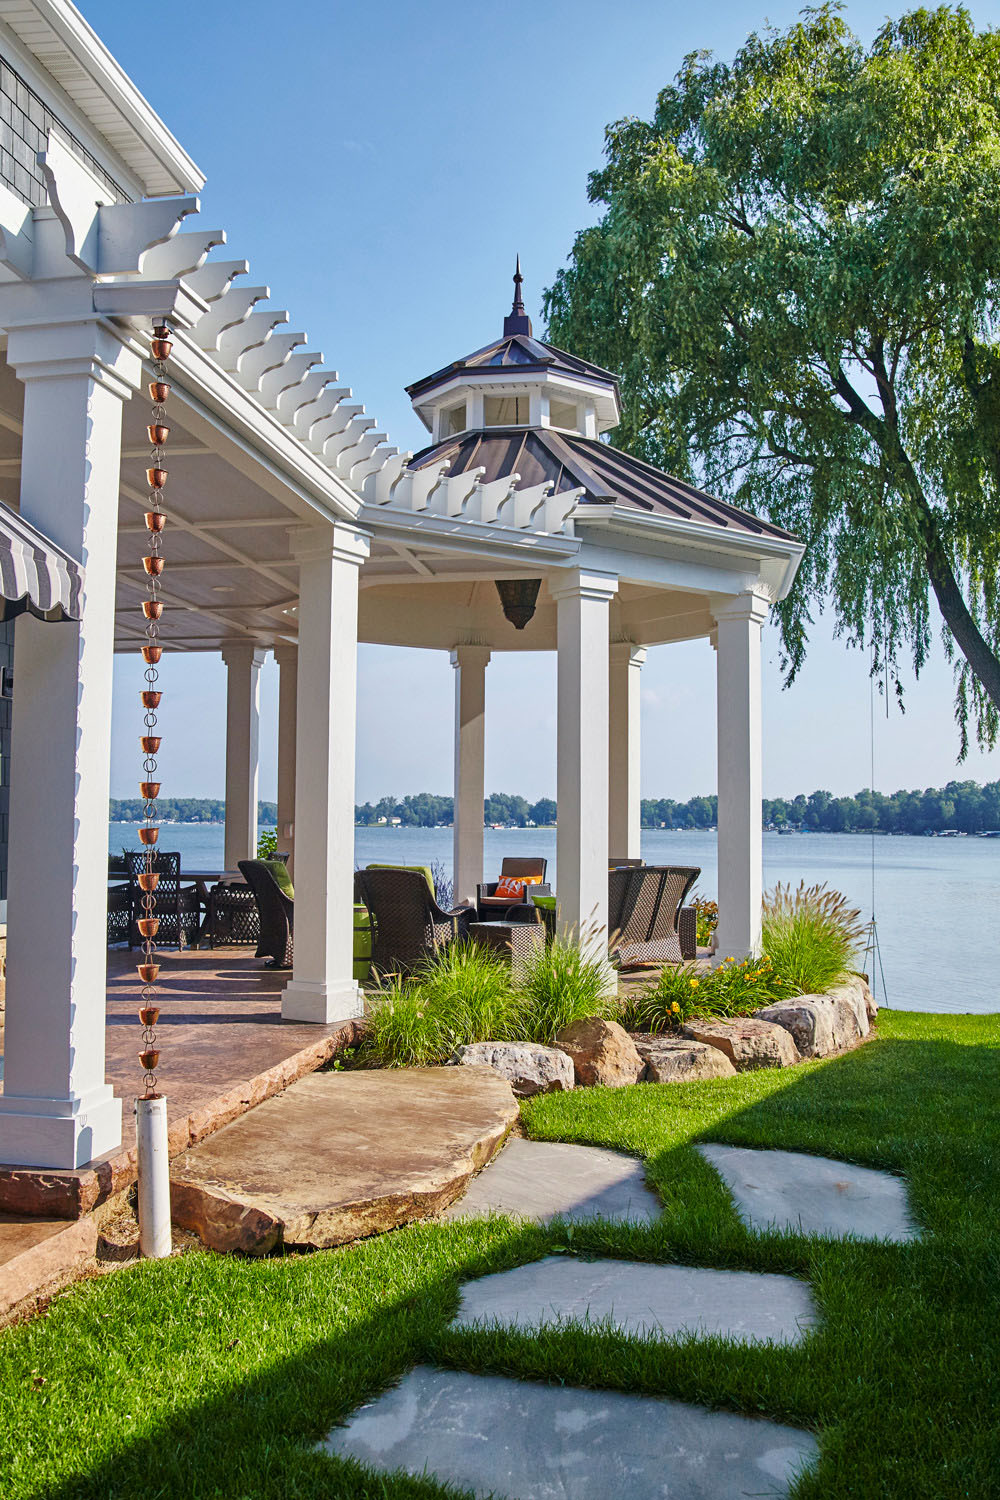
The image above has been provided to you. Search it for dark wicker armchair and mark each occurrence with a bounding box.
[476,857,549,921]
[608,864,700,968]
[206,854,288,949]
[126,851,201,950]
[238,859,294,968]
[355,867,473,977]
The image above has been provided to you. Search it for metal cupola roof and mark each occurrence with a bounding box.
[404,259,623,422]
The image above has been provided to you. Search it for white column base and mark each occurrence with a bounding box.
[281,978,362,1025]
[0,1085,122,1170]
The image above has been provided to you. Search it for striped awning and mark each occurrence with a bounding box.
[0,500,83,623]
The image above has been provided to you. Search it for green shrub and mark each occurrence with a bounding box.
[515,937,614,1043]
[762,881,865,995]
[256,827,279,859]
[621,955,784,1032]
[690,892,719,949]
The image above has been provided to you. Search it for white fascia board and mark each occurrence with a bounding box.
[360,506,581,568]
[417,368,619,421]
[0,1,204,195]
[575,507,806,600]
[163,329,361,525]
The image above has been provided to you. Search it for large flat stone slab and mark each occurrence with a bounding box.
[698,1143,919,1241]
[451,1256,818,1344]
[170,1067,519,1253]
[322,1366,819,1500]
[442,1137,660,1224]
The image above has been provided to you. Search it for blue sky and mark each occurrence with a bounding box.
[95,0,1000,804]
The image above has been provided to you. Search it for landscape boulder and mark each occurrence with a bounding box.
[631,1034,737,1083]
[452,1041,574,1097]
[831,976,874,1035]
[753,997,857,1058]
[681,1017,800,1071]
[555,1017,645,1087]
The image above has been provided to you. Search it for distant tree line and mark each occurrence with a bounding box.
[110,798,277,824]
[110,781,1000,835]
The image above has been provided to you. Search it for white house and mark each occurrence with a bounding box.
[0,0,803,1175]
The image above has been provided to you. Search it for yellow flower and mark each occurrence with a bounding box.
[671,1001,681,1013]
[689,978,700,989]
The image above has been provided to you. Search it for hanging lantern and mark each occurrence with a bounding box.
[495,577,542,630]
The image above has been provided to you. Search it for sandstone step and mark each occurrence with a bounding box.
[170,1066,519,1254]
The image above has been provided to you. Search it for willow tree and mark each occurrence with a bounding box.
[544,5,1000,752]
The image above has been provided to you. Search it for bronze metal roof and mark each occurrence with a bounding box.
[408,427,796,541]
[405,334,621,402]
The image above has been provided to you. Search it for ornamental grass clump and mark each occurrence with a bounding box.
[363,941,520,1067]
[515,934,613,1043]
[762,881,865,995]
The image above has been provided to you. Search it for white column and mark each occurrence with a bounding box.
[274,644,298,875]
[222,644,266,869]
[608,641,646,861]
[713,590,770,960]
[552,570,618,957]
[451,645,490,904]
[0,321,140,1168]
[282,522,369,1023]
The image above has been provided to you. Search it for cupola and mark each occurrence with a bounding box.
[405,260,622,443]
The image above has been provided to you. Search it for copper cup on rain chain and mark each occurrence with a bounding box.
[138,1005,160,1027]
[147,424,170,446]
[140,781,161,799]
[143,555,164,577]
[140,736,161,754]
[139,1048,160,1071]
[142,600,163,621]
[150,338,172,361]
[137,917,160,939]
[142,645,162,664]
[141,691,162,709]
[138,963,160,984]
[149,381,170,404]
[138,872,160,893]
[145,511,167,533]
[146,467,168,491]
[138,826,159,846]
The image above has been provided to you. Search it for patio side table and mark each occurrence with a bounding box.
[468,921,545,978]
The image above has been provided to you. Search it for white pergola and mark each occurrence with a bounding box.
[0,10,803,1176]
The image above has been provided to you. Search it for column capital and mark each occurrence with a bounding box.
[711,588,771,628]
[548,568,619,604]
[610,640,647,668]
[450,644,492,670]
[289,520,371,567]
[5,318,143,402]
[273,642,298,669]
[221,643,268,669]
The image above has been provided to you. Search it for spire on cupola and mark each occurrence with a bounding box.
[502,255,532,337]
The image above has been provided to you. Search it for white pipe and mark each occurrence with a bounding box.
[135,1096,172,1259]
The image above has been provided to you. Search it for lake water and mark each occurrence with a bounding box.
[109,822,1000,1015]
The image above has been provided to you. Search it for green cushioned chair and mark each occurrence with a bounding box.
[353,903,372,982]
[364,862,435,896]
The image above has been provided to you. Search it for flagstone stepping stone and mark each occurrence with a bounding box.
[451,1255,818,1344]
[321,1365,819,1500]
[697,1143,919,1241]
[442,1137,660,1225]
[170,1066,519,1254]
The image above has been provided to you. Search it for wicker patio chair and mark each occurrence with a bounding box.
[476,857,549,921]
[206,853,288,949]
[126,851,202,951]
[107,881,132,945]
[608,864,700,968]
[355,867,474,977]
[238,859,294,968]
[608,856,643,869]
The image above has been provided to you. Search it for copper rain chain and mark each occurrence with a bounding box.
[136,323,171,1098]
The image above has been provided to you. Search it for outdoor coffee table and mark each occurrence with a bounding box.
[468,920,545,977]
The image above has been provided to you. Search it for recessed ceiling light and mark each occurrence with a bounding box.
[212,585,236,593]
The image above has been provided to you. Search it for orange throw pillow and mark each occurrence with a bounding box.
[495,875,525,899]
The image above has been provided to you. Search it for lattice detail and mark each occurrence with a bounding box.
[207,883,261,948]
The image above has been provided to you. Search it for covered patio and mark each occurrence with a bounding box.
[0,18,802,1185]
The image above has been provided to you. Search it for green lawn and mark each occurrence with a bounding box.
[1,1010,998,1498]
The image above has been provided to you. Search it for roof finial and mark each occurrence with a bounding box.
[503,254,532,337]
